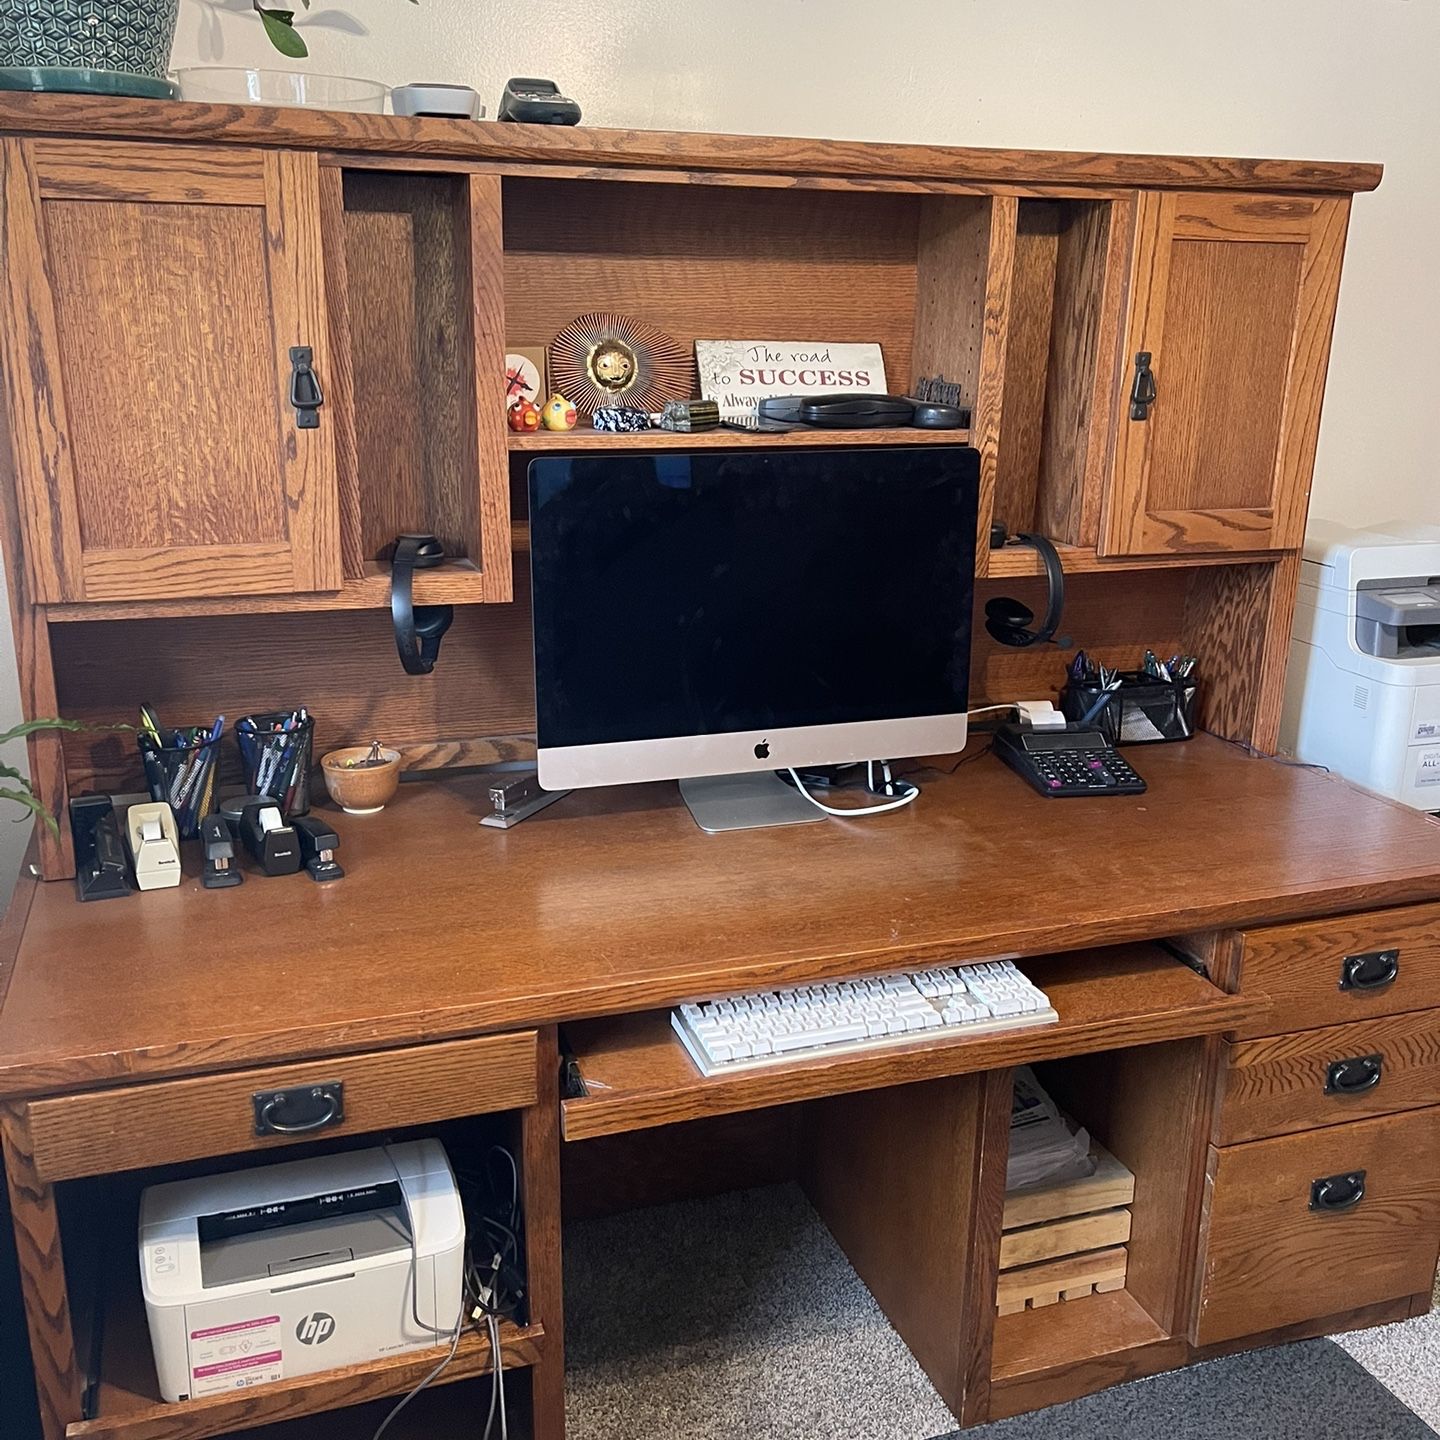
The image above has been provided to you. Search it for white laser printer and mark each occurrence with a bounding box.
[1282,520,1440,809]
[139,1139,464,1401]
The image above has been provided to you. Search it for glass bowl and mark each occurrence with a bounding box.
[175,67,387,113]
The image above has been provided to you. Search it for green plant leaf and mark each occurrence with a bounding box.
[0,717,84,746]
[257,7,308,57]
[0,786,58,838]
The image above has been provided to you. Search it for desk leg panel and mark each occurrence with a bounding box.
[799,1067,1012,1422]
[523,1027,566,1440]
[2,1103,82,1440]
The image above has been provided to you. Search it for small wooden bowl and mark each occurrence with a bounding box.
[321,746,402,814]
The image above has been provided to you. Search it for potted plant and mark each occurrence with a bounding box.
[0,718,84,838]
[0,1,414,95]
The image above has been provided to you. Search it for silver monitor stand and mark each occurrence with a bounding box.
[678,771,824,833]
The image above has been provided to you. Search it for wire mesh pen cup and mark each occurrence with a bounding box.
[137,731,223,840]
[236,712,314,817]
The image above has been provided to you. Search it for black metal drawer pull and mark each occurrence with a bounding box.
[1338,948,1400,991]
[253,1080,344,1136]
[1310,1170,1366,1213]
[1129,351,1157,420]
[289,345,324,429]
[1325,1053,1384,1095]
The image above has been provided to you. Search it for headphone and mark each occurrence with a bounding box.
[984,530,1066,649]
[391,533,454,675]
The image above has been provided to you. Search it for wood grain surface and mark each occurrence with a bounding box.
[1231,901,1440,1039]
[1101,193,1347,557]
[1,1104,81,1440]
[999,1210,1131,1269]
[1192,1107,1440,1346]
[0,95,1384,192]
[519,1028,565,1440]
[3,738,1440,1098]
[23,1030,538,1182]
[560,949,1258,1140]
[1216,1011,1440,1145]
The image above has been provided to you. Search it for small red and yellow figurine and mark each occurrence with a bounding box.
[541,393,578,431]
[507,397,541,432]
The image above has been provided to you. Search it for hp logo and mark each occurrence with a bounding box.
[295,1312,336,1345]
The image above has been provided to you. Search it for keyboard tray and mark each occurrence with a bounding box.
[560,944,1264,1141]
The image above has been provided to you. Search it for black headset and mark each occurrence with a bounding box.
[984,531,1066,649]
[391,533,454,675]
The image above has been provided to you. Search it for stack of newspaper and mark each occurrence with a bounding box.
[1006,1066,1096,1192]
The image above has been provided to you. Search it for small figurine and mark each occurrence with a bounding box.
[507,397,541,432]
[541,393,578,431]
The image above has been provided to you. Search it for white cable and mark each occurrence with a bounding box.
[786,766,920,818]
[966,703,1021,720]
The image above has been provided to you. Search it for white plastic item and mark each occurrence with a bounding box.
[174,68,387,113]
[1282,519,1440,810]
[140,1140,464,1402]
[391,83,483,119]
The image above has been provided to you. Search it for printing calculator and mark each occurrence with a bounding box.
[993,723,1147,798]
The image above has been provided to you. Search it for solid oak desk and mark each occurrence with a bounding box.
[6,737,1440,1439]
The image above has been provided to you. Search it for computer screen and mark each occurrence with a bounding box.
[529,445,979,789]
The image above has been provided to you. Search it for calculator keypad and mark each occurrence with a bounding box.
[1026,749,1145,797]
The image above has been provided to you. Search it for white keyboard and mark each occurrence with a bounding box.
[671,960,1058,1077]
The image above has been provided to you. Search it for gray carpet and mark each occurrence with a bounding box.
[564,1183,1438,1440]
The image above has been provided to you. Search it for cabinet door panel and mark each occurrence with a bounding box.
[0,140,339,602]
[1101,192,1348,557]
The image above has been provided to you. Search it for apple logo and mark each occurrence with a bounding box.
[754,739,771,760]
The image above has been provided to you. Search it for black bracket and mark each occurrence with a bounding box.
[252,1080,344,1136]
[289,346,324,429]
[391,533,453,675]
[1338,948,1400,992]
[1129,351,1157,420]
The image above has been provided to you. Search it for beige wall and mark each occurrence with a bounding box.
[0,0,1434,898]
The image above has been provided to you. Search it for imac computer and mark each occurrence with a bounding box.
[528,445,979,831]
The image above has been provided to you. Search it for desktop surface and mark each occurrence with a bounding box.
[2,736,1440,1097]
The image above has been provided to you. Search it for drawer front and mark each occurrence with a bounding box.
[1233,902,1440,1039]
[1218,1011,1440,1144]
[23,1030,539,1182]
[1193,1107,1440,1346]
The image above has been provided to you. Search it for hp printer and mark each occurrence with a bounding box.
[139,1139,464,1401]
[1282,520,1440,809]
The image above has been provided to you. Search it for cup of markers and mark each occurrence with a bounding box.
[136,706,225,840]
[236,709,314,818]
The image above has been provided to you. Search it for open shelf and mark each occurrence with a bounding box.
[66,1263,543,1440]
[990,1286,1169,1386]
[507,427,972,451]
[560,946,1262,1141]
[985,544,1282,578]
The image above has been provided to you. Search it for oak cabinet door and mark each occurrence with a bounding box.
[0,140,340,602]
[1100,192,1348,557]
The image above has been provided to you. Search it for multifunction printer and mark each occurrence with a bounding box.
[139,1139,464,1401]
[1282,520,1440,809]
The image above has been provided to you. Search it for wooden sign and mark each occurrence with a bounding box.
[695,340,887,422]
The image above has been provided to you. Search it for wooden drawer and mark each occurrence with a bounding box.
[1232,902,1440,1038]
[20,1030,538,1183]
[1217,1011,1440,1144]
[1192,1107,1440,1346]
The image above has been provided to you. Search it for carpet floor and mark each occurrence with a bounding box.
[564,1183,1437,1440]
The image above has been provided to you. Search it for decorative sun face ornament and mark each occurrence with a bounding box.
[549,312,690,418]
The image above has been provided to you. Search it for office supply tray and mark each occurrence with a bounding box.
[1060,671,1198,745]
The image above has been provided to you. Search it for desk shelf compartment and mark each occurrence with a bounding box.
[559,944,1263,1142]
[986,1040,1214,1421]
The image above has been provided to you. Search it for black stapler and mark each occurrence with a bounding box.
[294,815,343,882]
[200,814,243,889]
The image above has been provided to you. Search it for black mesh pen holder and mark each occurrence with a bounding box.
[1060,672,1199,745]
